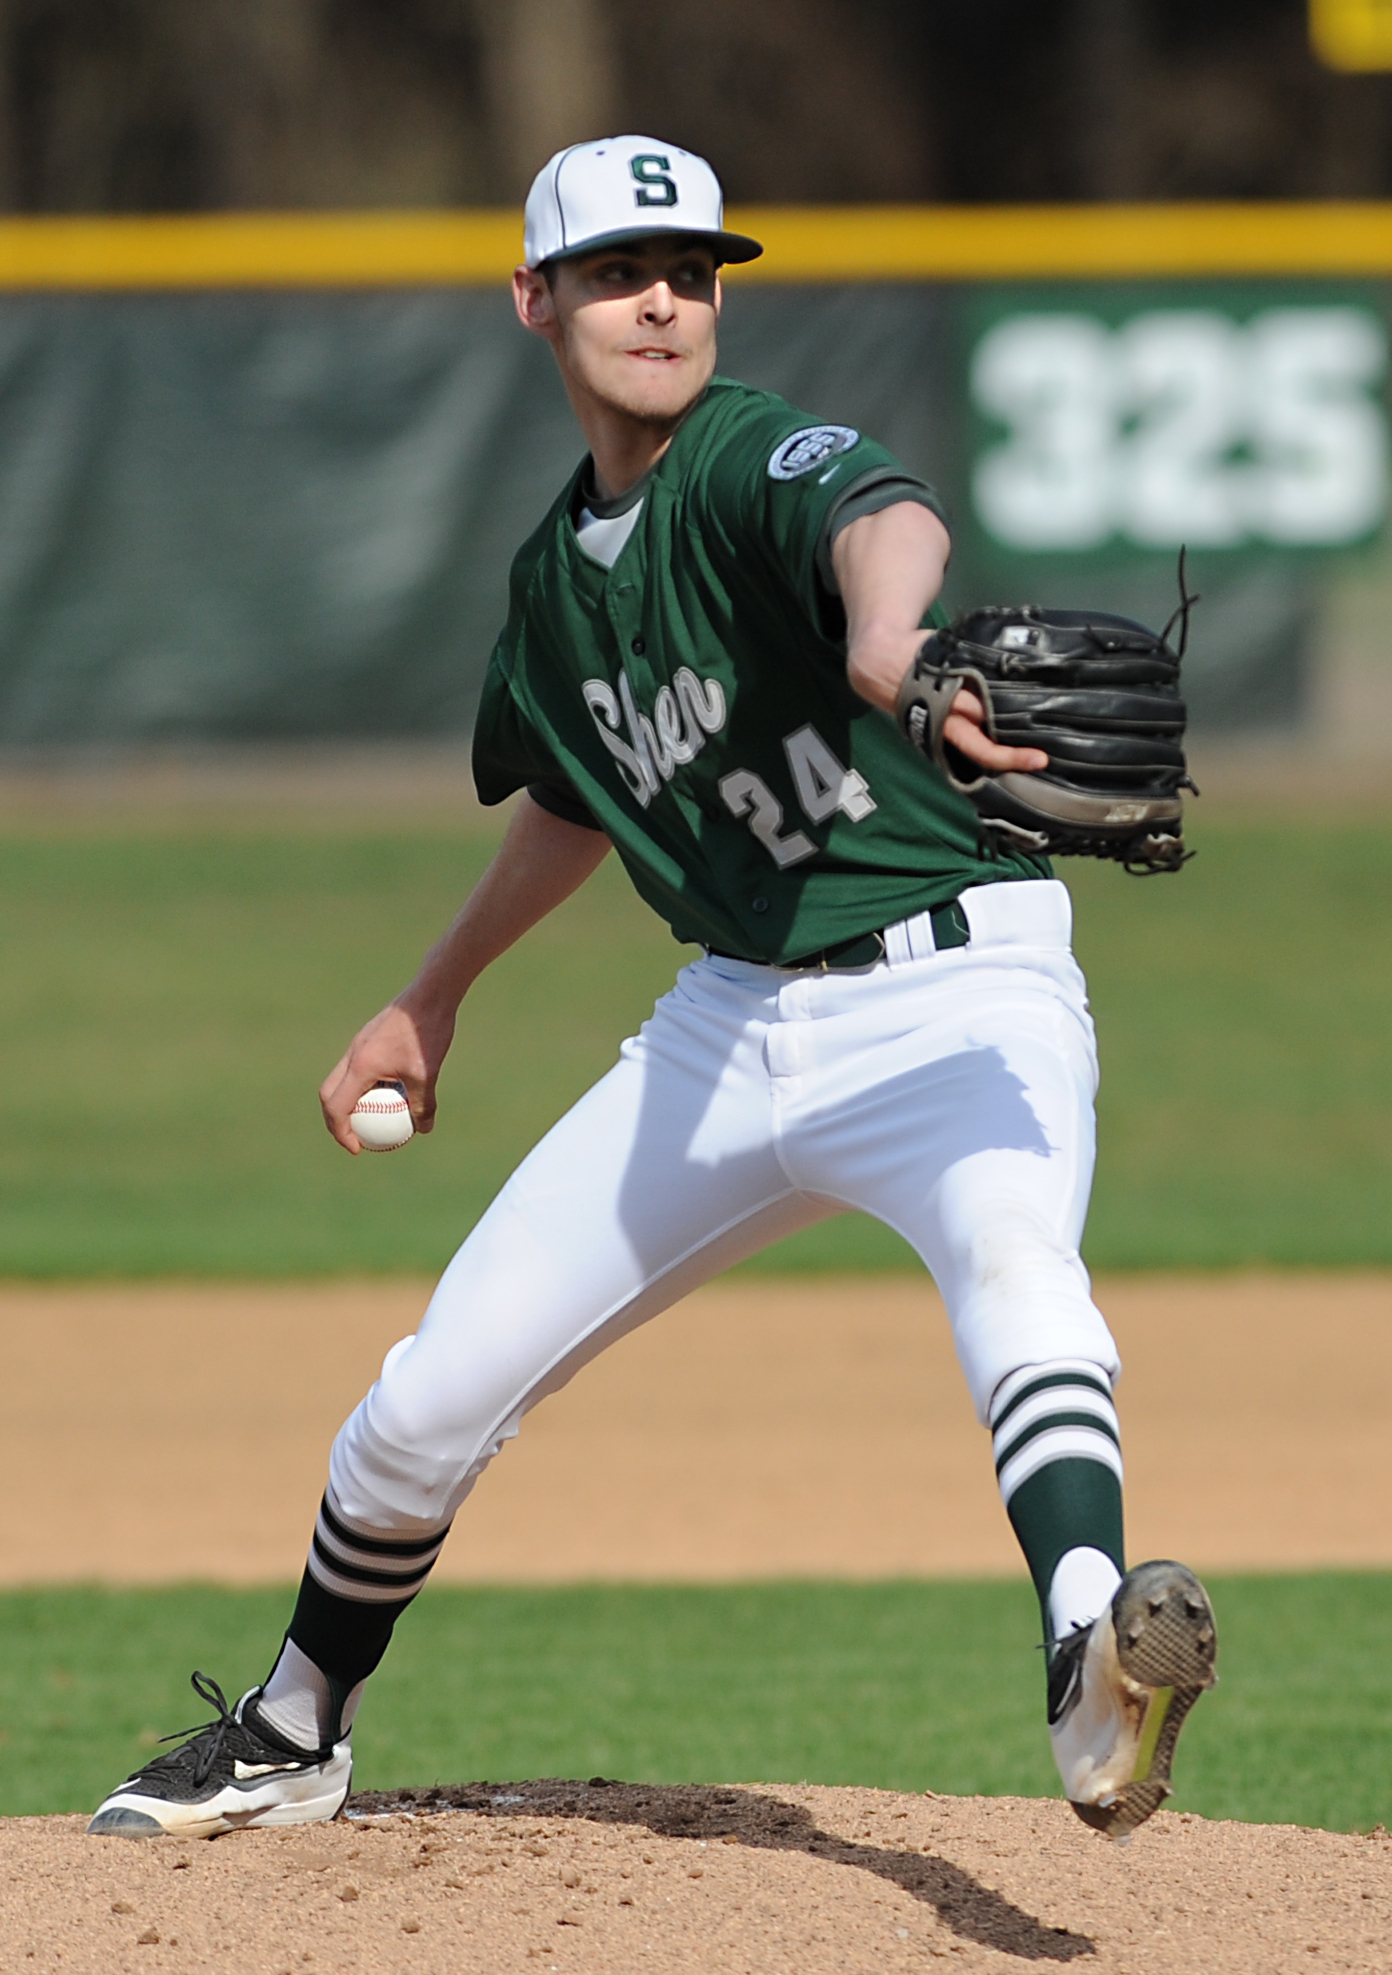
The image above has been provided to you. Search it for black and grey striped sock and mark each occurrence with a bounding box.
[274,1489,454,1719]
[989,1358,1125,1645]
[307,1489,452,1608]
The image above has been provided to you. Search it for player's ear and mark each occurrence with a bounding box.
[713,271,723,320]
[513,264,558,338]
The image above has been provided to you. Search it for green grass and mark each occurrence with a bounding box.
[1071,819,1392,1268]
[0,813,1388,1274]
[0,829,677,1276]
[3,1574,1389,1832]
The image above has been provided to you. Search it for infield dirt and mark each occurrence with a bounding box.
[0,1271,1388,1581]
[9,1780,1392,1974]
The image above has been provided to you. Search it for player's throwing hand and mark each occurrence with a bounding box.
[318,995,449,1152]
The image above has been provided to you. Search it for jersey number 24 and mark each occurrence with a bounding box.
[720,726,875,868]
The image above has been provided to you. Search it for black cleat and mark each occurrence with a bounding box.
[87,1671,352,1839]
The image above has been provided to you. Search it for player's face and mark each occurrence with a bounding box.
[519,239,720,426]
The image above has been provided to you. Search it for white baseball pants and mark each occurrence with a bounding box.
[319,876,1120,1578]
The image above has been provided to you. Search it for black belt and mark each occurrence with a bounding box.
[711,899,970,973]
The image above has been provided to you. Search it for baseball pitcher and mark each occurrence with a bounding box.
[89,137,1216,1846]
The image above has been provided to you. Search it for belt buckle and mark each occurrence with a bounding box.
[784,927,888,972]
[821,929,886,971]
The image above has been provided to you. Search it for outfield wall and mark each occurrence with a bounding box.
[0,205,1389,744]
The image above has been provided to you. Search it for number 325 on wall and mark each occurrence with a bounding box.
[970,307,1388,551]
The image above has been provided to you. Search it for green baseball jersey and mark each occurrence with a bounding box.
[472,376,1048,963]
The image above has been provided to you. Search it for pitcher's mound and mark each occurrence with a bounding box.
[14,1779,1391,1972]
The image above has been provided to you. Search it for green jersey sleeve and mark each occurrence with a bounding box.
[815,467,948,593]
[472,646,545,801]
[472,488,587,814]
[695,388,947,639]
[527,778,602,829]
[474,631,601,827]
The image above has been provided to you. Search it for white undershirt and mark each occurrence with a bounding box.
[575,500,644,569]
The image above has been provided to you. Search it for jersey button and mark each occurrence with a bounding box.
[630,636,646,655]
[751,896,770,914]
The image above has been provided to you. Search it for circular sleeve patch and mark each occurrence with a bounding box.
[766,424,861,481]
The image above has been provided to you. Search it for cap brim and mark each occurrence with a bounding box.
[533,226,763,268]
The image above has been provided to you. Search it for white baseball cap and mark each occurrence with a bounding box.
[523,136,762,269]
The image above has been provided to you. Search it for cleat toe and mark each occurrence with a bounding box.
[1071,1777,1173,1841]
[88,1807,166,1839]
[1112,1561,1217,1691]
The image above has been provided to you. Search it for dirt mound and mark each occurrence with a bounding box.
[11,1781,1390,1973]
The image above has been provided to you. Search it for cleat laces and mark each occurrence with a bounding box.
[127,1671,306,1792]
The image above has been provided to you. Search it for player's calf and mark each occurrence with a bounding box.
[1048,1559,1217,1842]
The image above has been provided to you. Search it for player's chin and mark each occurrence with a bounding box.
[606,359,707,422]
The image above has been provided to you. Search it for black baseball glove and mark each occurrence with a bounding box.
[895,597,1196,874]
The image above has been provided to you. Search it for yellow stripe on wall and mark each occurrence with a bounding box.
[730,203,1392,280]
[6,203,1392,289]
[0,211,525,289]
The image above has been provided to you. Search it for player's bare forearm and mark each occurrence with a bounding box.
[411,794,611,1005]
[834,504,1046,775]
[837,502,950,712]
[320,795,610,1152]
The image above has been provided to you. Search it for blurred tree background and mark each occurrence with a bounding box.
[0,0,1383,213]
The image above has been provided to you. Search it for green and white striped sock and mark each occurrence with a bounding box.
[989,1358,1125,1648]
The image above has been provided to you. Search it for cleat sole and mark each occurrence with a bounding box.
[1068,1685,1204,1839]
[1069,1561,1217,1841]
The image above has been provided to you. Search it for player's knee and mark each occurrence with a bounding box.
[955,1208,1084,1300]
[326,1347,525,1528]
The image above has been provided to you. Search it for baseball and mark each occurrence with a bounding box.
[349,1081,415,1152]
